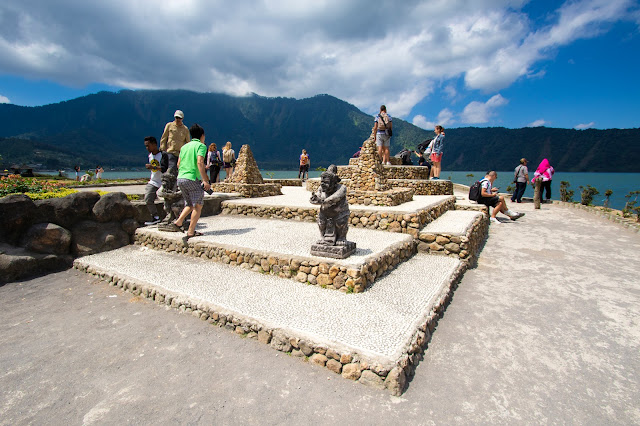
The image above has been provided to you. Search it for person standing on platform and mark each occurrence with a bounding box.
[206,143,222,183]
[143,136,164,225]
[298,149,310,180]
[429,126,445,179]
[532,158,555,202]
[373,105,392,165]
[511,158,529,203]
[222,141,235,181]
[159,110,190,175]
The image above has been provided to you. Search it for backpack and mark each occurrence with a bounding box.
[468,180,482,202]
[160,152,169,173]
[395,149,413,165]
[377,113,392,137]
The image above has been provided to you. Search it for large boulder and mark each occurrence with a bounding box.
[0,194,37,245]
[71,220,130,256]
[34,191,101,228]
[92,192,136,223]
[20,223,72,255]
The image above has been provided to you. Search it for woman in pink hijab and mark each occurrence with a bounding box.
[532,158,555,202]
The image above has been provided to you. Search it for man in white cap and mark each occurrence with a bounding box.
[160,109,190,174]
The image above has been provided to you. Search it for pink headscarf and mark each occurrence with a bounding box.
[532,158,554,183]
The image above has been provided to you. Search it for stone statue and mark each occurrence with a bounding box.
[157,167,183,229]
[310,165,356,258]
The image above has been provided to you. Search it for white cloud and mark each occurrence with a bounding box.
[461,94,508,124]
[0,95,10,103]
[412,108,455,130]
[528,119,548,127]
[575,121,595,129]
[0,0,634,117]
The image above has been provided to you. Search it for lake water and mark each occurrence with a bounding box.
[46,169,639,210]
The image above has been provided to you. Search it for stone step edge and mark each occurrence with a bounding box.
[221,195,456,238]
[417,210,489,265]
[133,232,417,293]
[72,257,468,396]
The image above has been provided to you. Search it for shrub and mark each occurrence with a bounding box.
[559,181,574,202]
[24,189,78,200]
[0,175,68,197]
[579,185,599,206]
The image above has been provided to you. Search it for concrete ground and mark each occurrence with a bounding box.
[1,201,639,424]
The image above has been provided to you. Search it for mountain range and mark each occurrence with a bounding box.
[0,90,638,172]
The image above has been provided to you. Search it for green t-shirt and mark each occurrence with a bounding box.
[177,139,207,181]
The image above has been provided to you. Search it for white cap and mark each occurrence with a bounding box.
[174,110,184,119]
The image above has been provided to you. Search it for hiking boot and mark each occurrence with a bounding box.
[144,216,161,226]
[510,212,525,221]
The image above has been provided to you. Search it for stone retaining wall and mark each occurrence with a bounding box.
[339,164,431,181]
[221,196,456,237]
[133,232,417,293]
[0,191,139,284]
[210,182,282,198]
[73,258,468,396]
[265,178,303,187]
[417,212,489,265]
[388,179,452,195]
[306,180,415,206]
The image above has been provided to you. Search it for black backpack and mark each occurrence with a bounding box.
[160,152,169,173]
[416,139,430,154]
[468,180,483,202]
[395,149,413,165]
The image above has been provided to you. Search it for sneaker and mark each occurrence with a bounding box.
[144,216,161,226]
[490,217,500,224]
[510,212,525,221]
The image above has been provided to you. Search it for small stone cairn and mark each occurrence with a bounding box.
[211,145,282,197]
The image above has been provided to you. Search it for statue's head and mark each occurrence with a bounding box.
[320,164,340,193]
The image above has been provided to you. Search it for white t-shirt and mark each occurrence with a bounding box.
[480,178,493,197]
[148,152,163,188]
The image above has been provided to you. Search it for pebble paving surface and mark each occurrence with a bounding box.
[226,186,453,212]
[142,215,412,266]
[421,210,483,235]
[78,245,460,361]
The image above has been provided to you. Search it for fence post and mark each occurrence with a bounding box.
[534,177,542,209]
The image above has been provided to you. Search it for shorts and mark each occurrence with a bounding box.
[376,132,391,147]
[177,178,204,206]
[430,153,443,163]
[479,196,500,208]
[144,183,160,204]
[299,164,309,172]
[223,162,233,169]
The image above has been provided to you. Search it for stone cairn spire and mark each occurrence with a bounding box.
[350,129,391,191]
[229,145,264,184]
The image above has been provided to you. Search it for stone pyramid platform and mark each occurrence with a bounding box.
[72,172,489,395]
[211,145,282,197]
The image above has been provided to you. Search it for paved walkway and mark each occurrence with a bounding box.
[1,201,639,424]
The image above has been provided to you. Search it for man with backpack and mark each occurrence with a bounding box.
[471,171,525,224]
[143,136,165,225]
[373,105,392,165]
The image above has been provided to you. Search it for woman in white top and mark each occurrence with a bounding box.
[222,141,236,181]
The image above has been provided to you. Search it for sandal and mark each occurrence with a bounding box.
[185,231,203,239]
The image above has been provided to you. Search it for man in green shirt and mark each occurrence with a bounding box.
[170,123,211,239]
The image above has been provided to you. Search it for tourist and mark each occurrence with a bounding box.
[415,150,432,172]
[429,126,445,180]
[511,158,529,203]
[159,110,190,175]
[298,149,310,180]
[206,143,222,183]
[222,141,235,181]
[373,105,392,165]
[95,165,104,180]
[169,124,210,239]
[143,136,164,225]
[74,165,80,181]
[532,158,555,202]
[479,171,525,224]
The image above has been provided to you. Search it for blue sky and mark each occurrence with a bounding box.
[1,0,639,130]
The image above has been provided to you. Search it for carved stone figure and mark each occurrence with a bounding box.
[310,165,356,258]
